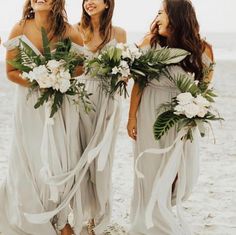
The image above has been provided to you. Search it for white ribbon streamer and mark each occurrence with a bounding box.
[135,128,198,234]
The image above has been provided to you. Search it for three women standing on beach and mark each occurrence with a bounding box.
[0,0,214,235]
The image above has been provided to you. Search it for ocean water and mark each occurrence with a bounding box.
[0,30,236,62]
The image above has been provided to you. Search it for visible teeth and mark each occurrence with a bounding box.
[36,0,46,3]
[87,5,96,11]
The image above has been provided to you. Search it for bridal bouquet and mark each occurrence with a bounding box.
[130,47,190,89]
[84,43,142,98]
[9,28,91,117]
[153,73,223,141]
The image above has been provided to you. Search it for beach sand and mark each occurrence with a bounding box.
[0,60,236,235]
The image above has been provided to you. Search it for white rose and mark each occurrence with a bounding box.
[59,69,71,81]
[183,103,200,118]
[59,79,71,93]
[47,60,65,74]
[31,65,51,87]
[174,104,185,115]
[194,94,210,107]
[37,75,53,88]
[197,106,208,118]
[176,92,194,105]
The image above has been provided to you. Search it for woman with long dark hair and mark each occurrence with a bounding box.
[0,1,83,234]
[127,0,214,234]
[72,0,126,234]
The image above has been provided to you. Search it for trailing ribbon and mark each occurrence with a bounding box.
[135,128,198,234]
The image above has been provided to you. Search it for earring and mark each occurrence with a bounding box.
[28,7,35,19]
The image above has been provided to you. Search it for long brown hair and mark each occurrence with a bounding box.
[22,0,68,38]
[80,0,114,51]
[150,0,206,81]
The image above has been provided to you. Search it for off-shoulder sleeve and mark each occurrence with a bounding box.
[3,36,22,50]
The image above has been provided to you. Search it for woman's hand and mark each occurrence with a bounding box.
[127,117,137,140]
[73,65,84,77]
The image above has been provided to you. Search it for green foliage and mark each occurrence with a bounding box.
[131,47,190,89]
[85,46,128,98]
[8,27,90,117]
[153,110,181,140]
[41,27,51,60]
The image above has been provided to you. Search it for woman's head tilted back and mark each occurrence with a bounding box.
[81,0,115,50]
[22,0,68,38]
[151,0,205,81]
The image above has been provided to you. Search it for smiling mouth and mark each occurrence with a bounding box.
[36,0,46,4]
[86,5,96,12]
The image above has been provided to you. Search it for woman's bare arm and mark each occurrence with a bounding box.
[6,22,30,87]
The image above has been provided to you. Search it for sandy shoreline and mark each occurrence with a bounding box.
[0,60,236,235]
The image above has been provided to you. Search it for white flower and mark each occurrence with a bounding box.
[37,75,53,88]
[122,50,132,60]
[21,72,30,80]
[59,79,71,93]
[120,60,129,69]
[174,104,185,115]
[119,60,130,77]
[29,65,51,88]
[128,44,142,59]
[112,66,120,75]
[116,43,125,50]
[47,60,65,74]
[176,92,194,105]
[194,94,210,107]
[197,106,208,117]
[120,68,130,77]
[59,69,71,81]
[184,103,200,118]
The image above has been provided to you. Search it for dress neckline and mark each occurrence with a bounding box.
[83,38,117,54]
[5,35,84,57]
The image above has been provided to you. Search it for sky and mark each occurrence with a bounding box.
[0,0,236,35]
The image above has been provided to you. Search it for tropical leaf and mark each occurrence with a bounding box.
[19,39,38,57]
[50,92,63,117]
[41,27,51,60]
[153,110,181,140]
[153,47,190,65]
[7,60,32,72]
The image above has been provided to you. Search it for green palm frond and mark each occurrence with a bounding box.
[153,110,181,140]
[152,47,190,65]
[41,27,51,60]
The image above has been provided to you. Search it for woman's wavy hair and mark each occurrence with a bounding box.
[22,0,68,38]
[80,0,114,51]
[150,0,206,81]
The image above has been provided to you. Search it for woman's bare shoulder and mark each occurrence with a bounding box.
[113,26,127,43]
[8,20,26,39]
[138,33,152,48]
